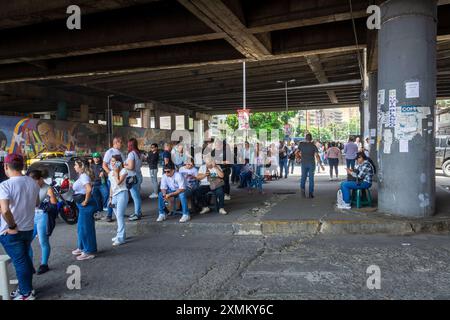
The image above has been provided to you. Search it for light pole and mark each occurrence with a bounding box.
[277,79,296,112]
[107,95,114,148]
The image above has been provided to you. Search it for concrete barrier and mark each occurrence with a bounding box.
[0,255,14,300]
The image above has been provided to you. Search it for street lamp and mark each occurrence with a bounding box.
[107,95,115,148]
[276,79,296,112]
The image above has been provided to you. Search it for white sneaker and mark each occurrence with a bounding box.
[337,203,351,210]
[199,207,210,215]
[113,240,125,246]
[329,178,334,181]
[156,214,166,222]
[112,236,117,242]
[224,195,231,201]
[149,193,158,199]
[219,208,228,215]
[179,215,191,223]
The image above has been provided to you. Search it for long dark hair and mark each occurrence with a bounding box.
[128,138,141,157]
[357,152,377,174]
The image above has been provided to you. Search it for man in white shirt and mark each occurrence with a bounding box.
[102,136,124,222]
[0,154,40,300]
[157,163,190,223]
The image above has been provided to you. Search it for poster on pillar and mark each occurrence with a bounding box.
[388,90,397,128]
[237,109,251,130]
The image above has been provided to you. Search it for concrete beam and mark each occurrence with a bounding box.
[305,55,339,104]
[0,2,222,65]
[178,0,272,59]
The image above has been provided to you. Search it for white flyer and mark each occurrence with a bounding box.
[399,139,409,153]
[378,90,385,105]
[405,82,420,99]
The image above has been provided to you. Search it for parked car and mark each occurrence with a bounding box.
[436,135,450,177]
[26,151,65,167]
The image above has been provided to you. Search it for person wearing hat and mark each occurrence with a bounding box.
[91,152,108,218]
[0,153,40,300]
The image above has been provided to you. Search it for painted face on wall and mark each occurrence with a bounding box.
[37,122,57,149]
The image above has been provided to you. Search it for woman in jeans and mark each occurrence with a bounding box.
[109,155,129,246]
[327,142,341,181]
[28,170,58,274]
[125,138,143,221]
[71,159,97,261]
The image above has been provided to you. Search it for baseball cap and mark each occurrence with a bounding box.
[92,152,101,158]
[4,153,24,165]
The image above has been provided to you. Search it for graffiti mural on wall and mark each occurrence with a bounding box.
[0,116,171,159]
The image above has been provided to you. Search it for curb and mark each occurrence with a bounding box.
[94,217,450,237]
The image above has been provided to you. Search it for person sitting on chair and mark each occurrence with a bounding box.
[337,152,375,210]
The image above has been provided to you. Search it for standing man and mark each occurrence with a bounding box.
[102,137,125,222]
[162,143,173,167]
[343,136,359,170]
[278,141,289,179]
[0,154,40,300]
[298,134,324,199]
[147,143,160,199]
[288,141,297,175]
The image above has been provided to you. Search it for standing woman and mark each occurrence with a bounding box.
[125,138,143,221]
[71,159,97,261]
[28,170,58,274]
[109,155,128,246]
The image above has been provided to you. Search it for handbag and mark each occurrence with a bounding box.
[73,193,86,204]
[209,177,225,190]
[126,175,138,189]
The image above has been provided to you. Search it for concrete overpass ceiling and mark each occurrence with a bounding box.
[0,1,449,114]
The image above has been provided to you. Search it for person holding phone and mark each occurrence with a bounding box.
[108,155,128,246]
[195,158,227,215]
[71,159,97,261]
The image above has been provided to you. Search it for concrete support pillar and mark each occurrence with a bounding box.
[368,71,378,167]
[377,0,437,217]
[56,101,68,121]
[140,109,151,129]
[122,111,130,127]
[184,115,190,130]
[154,109,160,129]
[171,114,177,131]
[80,104,89,122]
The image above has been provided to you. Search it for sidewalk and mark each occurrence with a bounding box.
[96,166,450,237]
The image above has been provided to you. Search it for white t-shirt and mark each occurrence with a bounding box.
[103,148,125,170]
[160,172,186,191]
[179,166,198,188]
[109,168,128,197]
[126,151,142,177]
[72,173,91,195]
[0,176,40,234]
[198,165,221,186]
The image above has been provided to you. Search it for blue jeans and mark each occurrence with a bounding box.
[0,230,35,296]
[92,183,109,212]
[76,199,97,254]
[106,179,113,218]
[340,181,372,204]
[112,190,129,243]
[149,168,158,194]
[231,164,242,184]
[346,159,356,170]
[279,157,288,178]
[29,211,50,266]
[158,189,189,216]
[300,163,316,194]
[239,171,252,188]
[129,173,143,217]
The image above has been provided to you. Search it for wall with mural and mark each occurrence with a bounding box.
[0,115,172,159]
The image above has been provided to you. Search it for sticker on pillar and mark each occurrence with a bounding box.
[399,139,408,153]
[378,90,385,105]
[405,81,420,99]
[383,129,392,154]
[370,129,377,137]
[388,90,397,128]
[395,106,431,140]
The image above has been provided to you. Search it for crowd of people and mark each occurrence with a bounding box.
[0,132,375,300]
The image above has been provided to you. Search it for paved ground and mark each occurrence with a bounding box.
[2,166,450,300]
